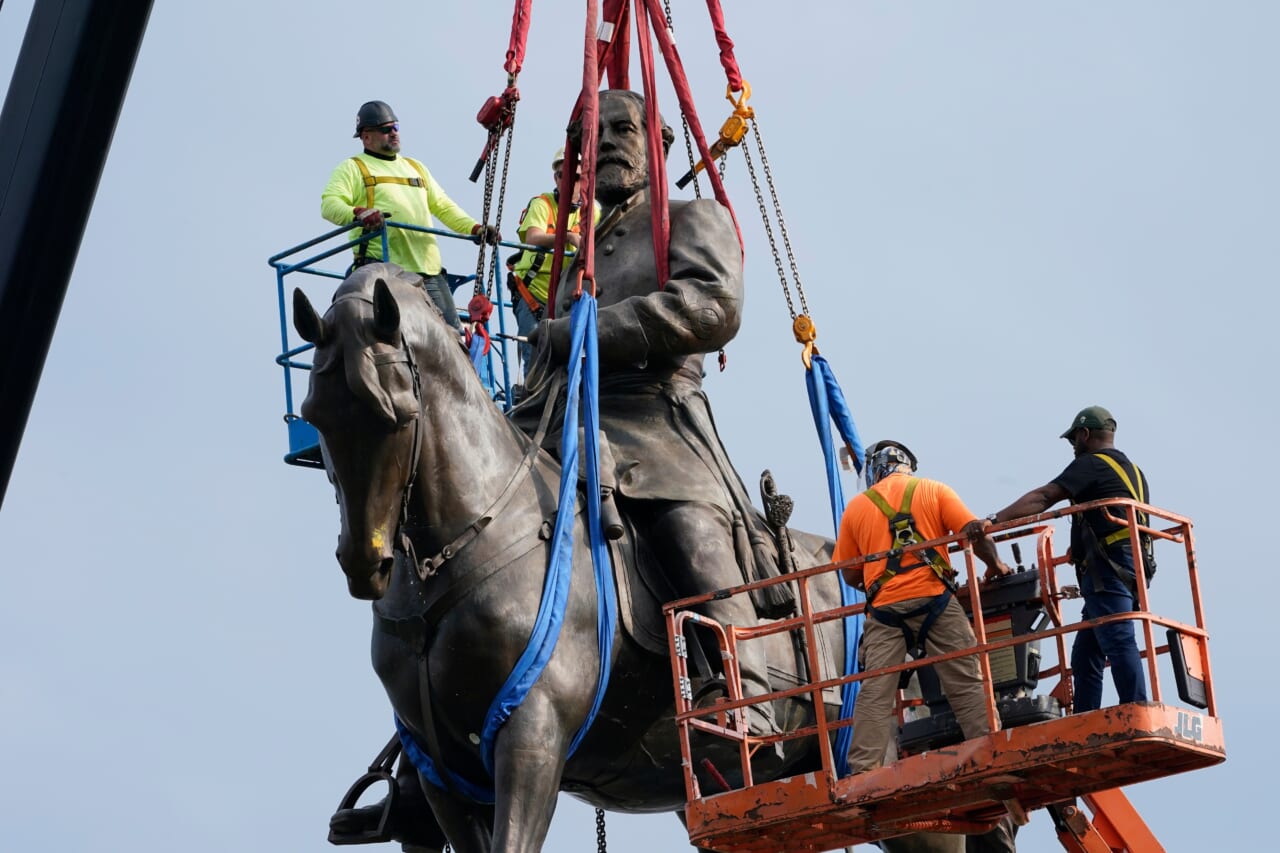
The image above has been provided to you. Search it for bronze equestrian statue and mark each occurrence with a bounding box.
[293,89,1003,853]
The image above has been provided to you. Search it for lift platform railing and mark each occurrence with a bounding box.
[663,498,1222,850]
[269,222,540,468]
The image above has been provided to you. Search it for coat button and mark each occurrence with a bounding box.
[602,243,615,255]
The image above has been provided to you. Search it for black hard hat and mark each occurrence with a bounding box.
[353,100,398,137]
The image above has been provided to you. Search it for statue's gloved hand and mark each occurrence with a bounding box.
[528,317,571,363]
[353,207,385,231]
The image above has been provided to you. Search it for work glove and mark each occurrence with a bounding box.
[470,223,502,245]
[352,207,385,231]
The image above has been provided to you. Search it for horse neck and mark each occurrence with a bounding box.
[408,347,533,547]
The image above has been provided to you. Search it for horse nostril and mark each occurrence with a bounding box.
[378,557,395,578]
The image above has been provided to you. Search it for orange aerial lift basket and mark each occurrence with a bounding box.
[664,498,1223,852]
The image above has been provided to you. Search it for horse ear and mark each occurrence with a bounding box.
[372,278,401,343]
[293,288,326,344]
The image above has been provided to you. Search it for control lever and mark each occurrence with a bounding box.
[1011,542,1026,573]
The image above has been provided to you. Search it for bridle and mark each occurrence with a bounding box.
[329,291,559,583]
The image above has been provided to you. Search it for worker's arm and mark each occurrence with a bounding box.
[968,527,1012,581]
[993,482,1069,524]
[523,226,580,250]
[320,160,363,226]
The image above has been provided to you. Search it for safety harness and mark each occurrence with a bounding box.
[509,193,568,316]
[862,479,960,688]
[349,156,433,266]
[1082,451,1156,585]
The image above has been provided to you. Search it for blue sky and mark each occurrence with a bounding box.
[1,2,1275,850]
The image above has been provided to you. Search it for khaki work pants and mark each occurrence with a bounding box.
[847,595,996,772]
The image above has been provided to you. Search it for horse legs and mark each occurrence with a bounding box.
[418,778,495,853]
[487,694,568,853]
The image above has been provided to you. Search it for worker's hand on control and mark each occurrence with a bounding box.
[353,207,385,231]
[471,224,502,245]
[984,561,1013,583]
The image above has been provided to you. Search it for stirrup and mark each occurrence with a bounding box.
[328,735,400,845]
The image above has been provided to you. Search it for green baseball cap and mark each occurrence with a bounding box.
[1060,405,1117,439]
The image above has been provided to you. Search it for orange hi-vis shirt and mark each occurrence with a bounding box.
[833,473,979,607]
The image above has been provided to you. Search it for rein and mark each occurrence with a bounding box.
[402,371,562,579]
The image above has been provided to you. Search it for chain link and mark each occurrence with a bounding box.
[660,0,702,199]
[595,807,607,853]
[486,121,517,298]
[750,119,808,317]
[475,134,500,290]
[741,126,797,320]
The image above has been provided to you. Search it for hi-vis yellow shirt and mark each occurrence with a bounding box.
[513,194,602,303]
[321,153,478,276]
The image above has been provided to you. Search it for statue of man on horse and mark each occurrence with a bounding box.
[520,88,793,734]
[298,89,999,853]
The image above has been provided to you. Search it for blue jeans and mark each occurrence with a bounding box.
[1071,563,1148,711]
[420,272,461,330]
[512,294,542,371]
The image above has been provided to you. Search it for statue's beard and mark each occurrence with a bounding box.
[596,162,647,207]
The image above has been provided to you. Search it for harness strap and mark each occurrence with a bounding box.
[351,156,432,209]
[415,653,455,794]
[1094,453,1149,546]
[861,479,956,604]
[513,193,570,310]
[868,589,954,690]
[510,272,544,314]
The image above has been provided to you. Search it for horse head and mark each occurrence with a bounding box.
[293,263,461,600]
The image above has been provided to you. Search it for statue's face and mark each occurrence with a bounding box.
[596,96,649,206]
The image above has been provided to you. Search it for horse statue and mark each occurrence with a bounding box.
[292,263,977,853]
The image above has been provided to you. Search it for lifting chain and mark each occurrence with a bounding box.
[740,121,808,321]
[595,807,607,853]
[474,117,517,298]
[662,0,703,199]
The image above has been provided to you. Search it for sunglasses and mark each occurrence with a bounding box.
[369,122,399,134]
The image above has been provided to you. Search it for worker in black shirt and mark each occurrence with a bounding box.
[980,406,1150,712]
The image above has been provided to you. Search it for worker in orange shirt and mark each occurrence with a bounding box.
[836,440,1011,773]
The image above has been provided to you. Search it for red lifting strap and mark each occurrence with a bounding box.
[600,0,631,90]
[546,0,744,315]
[503,0,534,78]
[633,1,670,287]
[639,0,741,242]
[703,0,744,92]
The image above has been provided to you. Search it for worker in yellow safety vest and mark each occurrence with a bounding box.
[509,148,599,369]
[321,100,500,331]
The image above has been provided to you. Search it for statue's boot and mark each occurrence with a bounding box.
[328,770,446,850]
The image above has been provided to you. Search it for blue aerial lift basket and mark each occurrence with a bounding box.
[270,221,524,468]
